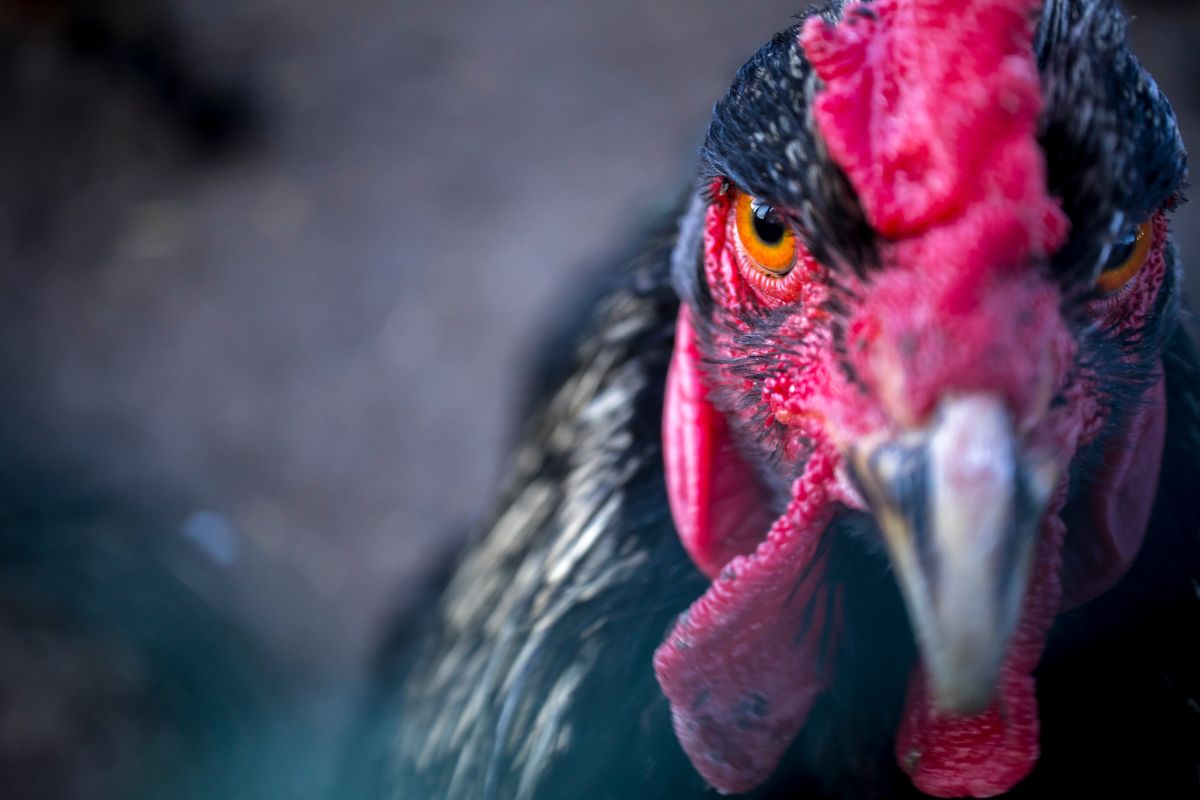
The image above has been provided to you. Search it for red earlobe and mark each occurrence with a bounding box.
[663,305,773,578]
[1061,376,1167,609]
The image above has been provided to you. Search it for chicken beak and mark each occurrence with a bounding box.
[849,394,1057,715]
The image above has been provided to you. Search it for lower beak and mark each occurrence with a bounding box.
[850,394,1057,714]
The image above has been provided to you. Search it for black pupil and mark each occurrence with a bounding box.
[1102,232,1137,272]
[752,211,785,246]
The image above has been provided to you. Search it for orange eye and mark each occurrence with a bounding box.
[1096,220,1153,295]
[734,191,797,276]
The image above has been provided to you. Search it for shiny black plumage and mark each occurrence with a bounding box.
[355,1,1200,797]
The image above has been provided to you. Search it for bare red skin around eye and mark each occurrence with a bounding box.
[725,190,825,306]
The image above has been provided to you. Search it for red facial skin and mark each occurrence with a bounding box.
[655,0,1171,796]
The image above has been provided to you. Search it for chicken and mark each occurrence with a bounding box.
[353,0,1199,797]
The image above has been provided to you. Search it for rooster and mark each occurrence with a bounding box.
[355,0,1199,797]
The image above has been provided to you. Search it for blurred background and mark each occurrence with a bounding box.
[0,0,1196,796]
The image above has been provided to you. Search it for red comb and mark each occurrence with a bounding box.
[802,0,1066,265]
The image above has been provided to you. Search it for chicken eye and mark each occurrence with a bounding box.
[734,191,797,276]
[1096,220,1153,295]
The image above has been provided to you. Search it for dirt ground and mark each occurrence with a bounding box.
[1,0,1197,790]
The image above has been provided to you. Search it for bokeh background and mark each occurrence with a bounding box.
[1,0,1197,793]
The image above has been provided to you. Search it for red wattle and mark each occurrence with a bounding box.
[896,513,1067,798]
[654,449,838,794]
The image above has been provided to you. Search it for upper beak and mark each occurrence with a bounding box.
[849,394,1057,714]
